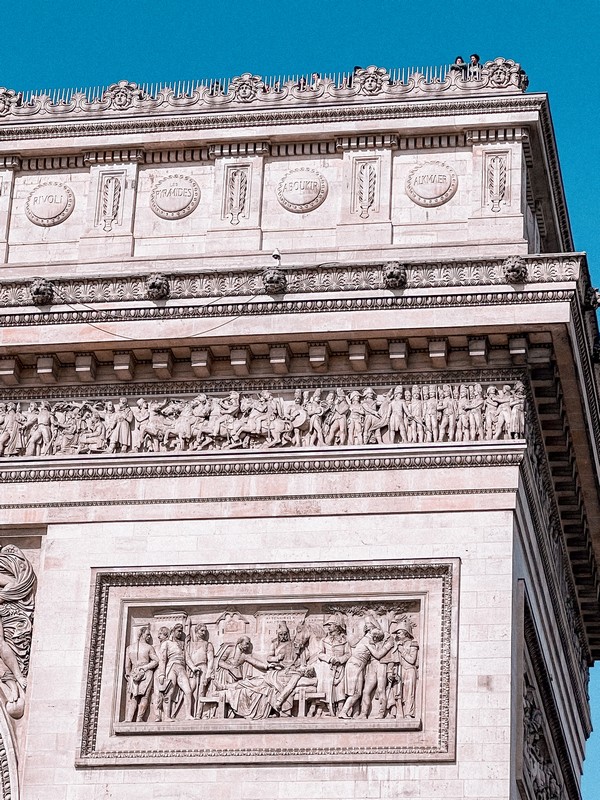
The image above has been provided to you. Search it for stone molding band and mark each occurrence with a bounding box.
[0,255,582,309]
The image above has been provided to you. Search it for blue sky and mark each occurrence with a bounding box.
[4,0,600,794]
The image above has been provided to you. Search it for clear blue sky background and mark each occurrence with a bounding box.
[4,0,600,794]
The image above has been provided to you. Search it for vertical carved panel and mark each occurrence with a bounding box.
[484,151,509,213]
[223,165,250,225]
[95,171,125,231]
[352,157,379,218]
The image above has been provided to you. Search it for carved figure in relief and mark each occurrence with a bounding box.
[157,623,194,721]
[124,626,159,722]
[314,617,350,716]
[395,625,419,718]
[338,628,394,719]
[1,380,527,460]
[187,623,214,717]
[0,545,36,719]
[151,626,170,721]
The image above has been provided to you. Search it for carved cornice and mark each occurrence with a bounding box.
[0,94,544,143]
[0,444,525,485]
[0,288,576,329]
[0,254,580,309]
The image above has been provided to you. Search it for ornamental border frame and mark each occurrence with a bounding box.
[77,559,458,765]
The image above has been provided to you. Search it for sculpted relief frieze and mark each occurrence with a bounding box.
[0,381,526,459]
[80,561,458,764]
[122,600,421,726]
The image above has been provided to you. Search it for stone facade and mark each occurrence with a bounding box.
[0,59,597,800]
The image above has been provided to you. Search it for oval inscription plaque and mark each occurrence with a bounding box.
[150,175,201,220]
[25,182,75,227]
[277,168,328,213]
[405,161,458,207]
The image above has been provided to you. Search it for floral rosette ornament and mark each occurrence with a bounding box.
[228,74,264,103]
[354,66,389,95]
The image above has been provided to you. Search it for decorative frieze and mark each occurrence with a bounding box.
[0,380,525,459]
[79,560,458,764]
[0,255,582,309]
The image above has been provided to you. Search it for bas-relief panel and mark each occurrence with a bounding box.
[79,561,458,764]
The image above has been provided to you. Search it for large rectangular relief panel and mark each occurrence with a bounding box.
[79,559,458,764]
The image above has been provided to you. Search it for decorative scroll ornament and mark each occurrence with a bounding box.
[25,182,75,227]
[226,167,249,225]
[405,161,458,207]
[277,168,328,213]
[0,60,529,123]
[0,545,36,720]
[358,161,377,219]
[487,154,507,212]
[262,267,287,294]
[101,175,122,232]
[503,255,528,283]
[150,175,200,220]
[29,278,55,306]
[384,262,407,290]
[102,81,147,111]
[0,381,526,458]
[229,73,264,103]
[145,273,170,301]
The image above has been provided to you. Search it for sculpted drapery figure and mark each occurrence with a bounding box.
[0,545,36,719]
[0,381,526,458]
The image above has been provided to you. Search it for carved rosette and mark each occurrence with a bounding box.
[102,81,146,111]
[145,273,170,301]
[354,66,389,95]
[262,267,287,294]
[29,278,55,306]
[384,262,407,290]
[503,255,528,283]
[228,73,264,103]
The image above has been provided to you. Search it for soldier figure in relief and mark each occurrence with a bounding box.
[188,623,215,717]
[338,628,395,719]
[157,623,195,721]
[124,626,159,723]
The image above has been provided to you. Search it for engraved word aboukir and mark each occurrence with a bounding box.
[150,175,201,220]
[25,182,75,226]
[405,162,458,208]
[277,168,328,213]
